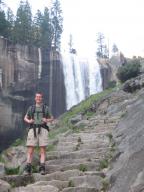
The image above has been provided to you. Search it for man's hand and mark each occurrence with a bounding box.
[27,119,34,124]
[42,117,54,123]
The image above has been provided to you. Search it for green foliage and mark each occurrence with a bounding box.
[108,81,116,89]
[60,88,115,125]
[5,166,20,175]
[47,88,115,140]
[0,10,9,37]
[0,0,63,49]
[11,138,24,146]
[106,133,113,143]
[99,158,109,170]
[101,178,110,192]
[51,0,63,50]
[13,0,32,45]
[41,7,54,48]
[46,144,55,151]
[117,58,141,82]
[48,126,68,139]
[79,164,87,172]
[0,154,5,163]
[31,164,38,173]
[68,180,75,187]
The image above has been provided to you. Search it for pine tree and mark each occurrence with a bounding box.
[0,10,9,37]
[13,0,32,45]
[40,7,54,48]
[32,9,43,47]
[51,0,63,50]
[6,7,14,41]
[96,32,109,58]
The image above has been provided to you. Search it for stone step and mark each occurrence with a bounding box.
[46,158,99,165]
[57,139,109,147]
[58,135,109,143]
[33,169,84,182]
[56,145,109,153]
[11,184,59,192]
[47,150,105,160]
[56,145,76,152]
[28,180,69,191]
[46,150,106,160]
[62,132,111,138]
[45,161,100,173]
[69,175,102,189]
[61,187,99,192]
[1,175,34,188]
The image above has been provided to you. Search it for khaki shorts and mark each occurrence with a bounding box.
[26,128,48,147]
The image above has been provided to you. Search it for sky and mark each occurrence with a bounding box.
[4,0,144,58]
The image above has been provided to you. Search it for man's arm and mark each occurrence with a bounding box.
[24,115,34,124]
[42,105,54,124]
[24,106,34,124]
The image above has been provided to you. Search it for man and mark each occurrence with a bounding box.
[23,92,53,175]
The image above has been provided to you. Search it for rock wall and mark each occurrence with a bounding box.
[98,58,112,89]
[99,53,125,89]
[0,37,66,150]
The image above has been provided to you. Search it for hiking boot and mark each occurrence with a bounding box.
[23,163,32,175]
[39,163,45,175]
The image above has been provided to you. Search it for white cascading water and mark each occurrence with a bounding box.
[38,48,42,79]
[62,51,85,109]
[62,48,103,110]
[88,52,103,95]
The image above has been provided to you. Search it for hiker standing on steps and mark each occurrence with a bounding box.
[23,92,53,175]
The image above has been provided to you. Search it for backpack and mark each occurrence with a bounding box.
[28,104,50,133]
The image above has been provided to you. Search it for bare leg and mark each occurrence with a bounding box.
[27,146,35,164]
[40,146,46,164]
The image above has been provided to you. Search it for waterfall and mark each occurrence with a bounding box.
[62,50,102,110]
[38,48,42,79]
[62,52,85,109]
[88,53,103,95]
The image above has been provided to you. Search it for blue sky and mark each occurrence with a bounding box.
[5,0,144,58]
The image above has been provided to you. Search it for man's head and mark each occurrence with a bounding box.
[35,92,43,105]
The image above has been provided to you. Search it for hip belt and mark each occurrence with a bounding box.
[29,124,49,138]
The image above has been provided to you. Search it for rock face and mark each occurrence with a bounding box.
[39,48,66,117]
[0,37,66,150]
[107,88,144,192]
[0,37,66,117]
[99,59,112,89]
[99,53,125,89]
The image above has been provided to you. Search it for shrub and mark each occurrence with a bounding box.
[79,164,87,172]
[117,59,141,82]
[5,166,20,175]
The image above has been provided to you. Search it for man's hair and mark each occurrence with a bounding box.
[35,92,43,96]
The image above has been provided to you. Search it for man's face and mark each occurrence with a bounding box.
[35,93,43,104]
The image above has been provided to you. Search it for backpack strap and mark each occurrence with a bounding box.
[42,104,49,118]
[30,105,36,119]
[28,104,49,119]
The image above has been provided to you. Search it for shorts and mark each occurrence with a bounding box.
[26,127,48,147]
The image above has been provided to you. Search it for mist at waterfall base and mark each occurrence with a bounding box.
[61,40,103,110]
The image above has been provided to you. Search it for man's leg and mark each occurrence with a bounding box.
[39,146,46,175]
[40,146,46,163]
[23,146,34,175]
[27,146,35,163]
